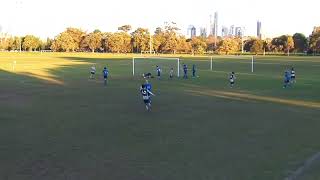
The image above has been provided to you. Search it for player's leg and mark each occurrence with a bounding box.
[144,100,149,111]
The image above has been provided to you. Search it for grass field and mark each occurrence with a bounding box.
[0,52,319,180]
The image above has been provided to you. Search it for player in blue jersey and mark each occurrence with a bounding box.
[183,64,188,79]
[229,72,236,88]
[283,70,291,88]
[102,67,109,85]
[140,84,155,111]
[145,79,152,91]
[156,65,161,79]
[192,64,196,78]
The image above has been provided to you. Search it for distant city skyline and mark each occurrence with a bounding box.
[0,0,319,39]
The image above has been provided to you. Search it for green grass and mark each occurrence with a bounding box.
[0,52,320,180]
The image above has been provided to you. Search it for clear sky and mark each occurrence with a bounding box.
[0,0,319,39]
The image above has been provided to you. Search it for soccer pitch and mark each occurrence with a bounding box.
[0,53,319,180]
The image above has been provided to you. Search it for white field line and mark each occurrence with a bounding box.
[285,152,320,180]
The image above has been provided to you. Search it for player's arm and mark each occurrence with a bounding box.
[147,89,155,96]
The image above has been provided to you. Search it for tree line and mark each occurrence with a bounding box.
[1,24,320,55]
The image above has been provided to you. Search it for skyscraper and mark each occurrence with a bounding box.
[229,25,235,36]
[191,26,196,38]
[187,25,196,39]
[222,26,228,37]
[200,27,207,38]
[235,27,242,37]
[257,21,262,39]
[213,12,218,37]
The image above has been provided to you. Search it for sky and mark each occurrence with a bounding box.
[0,0,319,39]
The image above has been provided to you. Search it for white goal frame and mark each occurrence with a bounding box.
[132,57,180,77]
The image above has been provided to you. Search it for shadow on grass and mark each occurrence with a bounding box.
[185,84,320,109]
[0,58,93,85]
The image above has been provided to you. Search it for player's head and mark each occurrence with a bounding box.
[104,67,107,70]
[232,72,235,74]
[291,67,294,70]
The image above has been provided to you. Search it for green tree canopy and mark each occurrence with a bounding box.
[83,31,102,52]
[250,39,264,54]
[218,38,239,54]
[118,25,132,32]
[22,35,41,51]
[293,33,307,52]
[309,26,320,52]
[131,28,151,53]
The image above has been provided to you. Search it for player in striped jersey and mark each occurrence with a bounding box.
[140,84,155,111]
[229,72,236,88]
[290,67,296,83]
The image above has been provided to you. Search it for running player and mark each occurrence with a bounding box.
[291,67,296,83]
[229,72,236,88]
[90,65,96,79]
[140,84,155,111]
[102,67,109,85]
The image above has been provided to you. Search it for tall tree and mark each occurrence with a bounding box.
[131,28,150,53]
[177,36,191,54]
[101,32,112,52]
[250,39,264,54]
[206,35,219,52]
[162,22,180,54]
[107,32,131,53]
[84,31,102,52]
[118,25,132,32]
[191,37,207,54]
[22,35,40,51]
[217,38,239,54]
[65,28,86,51]
[271,36,286,52]
[309,26,320,53]
[51,32,76,52]
[285,35,295,56]
[292,33,307,53]
[153,27,165,53]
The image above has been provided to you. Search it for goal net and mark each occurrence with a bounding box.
[132,57,180,78]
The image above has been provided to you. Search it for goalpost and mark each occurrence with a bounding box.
[132,57,180,77]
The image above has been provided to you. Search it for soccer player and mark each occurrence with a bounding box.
[229,72,236,88]
[169,68,174,79]
[156,65,161,79]
[90,65,96,79]
[183,64,188,79]
[145,79,152,91]
[142,72,153,79]
[283,70,291,88]
[102,67,109,85]
[140,84,155,111]
[192,64,196,78]
[291,67,296,83]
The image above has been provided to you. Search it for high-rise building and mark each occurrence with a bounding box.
[187,25,196,39]
[229,25,235,36]
[257,21,262,39]
[222,26,228,37]
[191,26,196,38]
[235,27,242,37]
[200,27,207,38]
[213,12,218,37]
